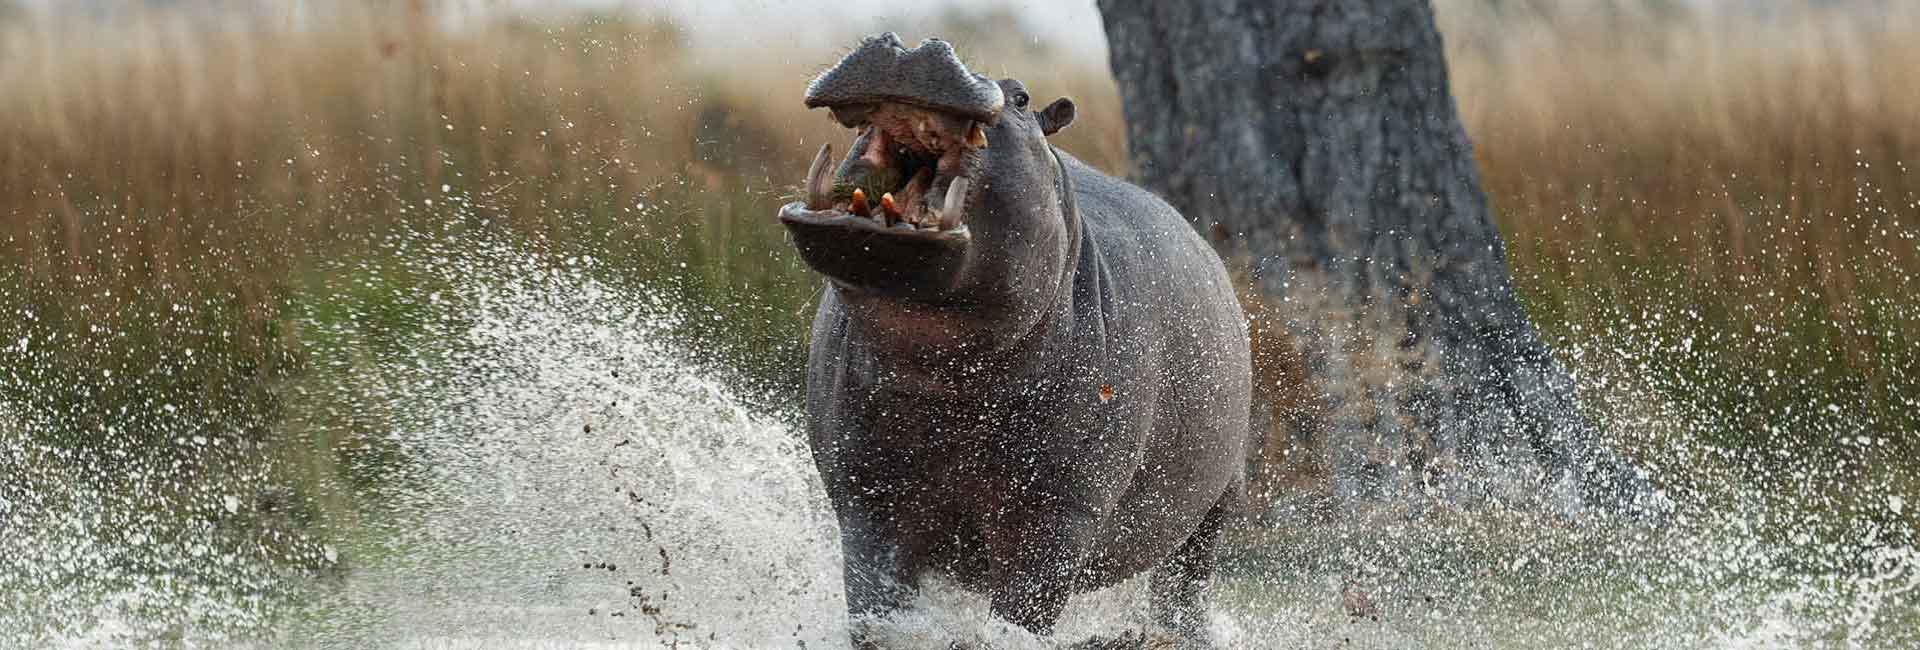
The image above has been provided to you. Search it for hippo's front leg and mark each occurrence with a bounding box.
[834,502,913,648]
[984,499,1100,635]
[809,403,916,646]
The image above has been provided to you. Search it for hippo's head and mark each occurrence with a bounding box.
[780,34,1077,339]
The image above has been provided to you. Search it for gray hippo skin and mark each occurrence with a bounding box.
[778,33,1252,646]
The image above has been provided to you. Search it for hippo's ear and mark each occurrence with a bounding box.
[1038,97,1076,136]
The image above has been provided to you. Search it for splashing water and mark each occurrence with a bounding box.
[268,239,849,648]
[2,232,1915,649]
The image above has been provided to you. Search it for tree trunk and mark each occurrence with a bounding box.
[1097,0,1658,516]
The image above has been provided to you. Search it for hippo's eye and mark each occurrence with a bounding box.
[1011,91,1030,108]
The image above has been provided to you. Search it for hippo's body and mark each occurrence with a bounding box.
[779,34,1251,645]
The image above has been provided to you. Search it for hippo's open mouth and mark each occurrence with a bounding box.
[781,33,1000,243]
[780,101,984,240]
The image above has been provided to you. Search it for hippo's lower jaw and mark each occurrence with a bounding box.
[779,200,972,296]
[778,202,971,242]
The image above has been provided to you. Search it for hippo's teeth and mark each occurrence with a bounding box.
[966,123,987,148]
[880,192,901,222]
[850,188,870,217]
[804,143,834,210]
[899,167,933,225]
[860,126,891,168]
[940,177,969,229]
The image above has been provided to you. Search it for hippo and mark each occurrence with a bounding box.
[778,33,1253,646]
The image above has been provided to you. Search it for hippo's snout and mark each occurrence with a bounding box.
[783,33,1048,299]
[779,98,983,295]
[788,33,999,234]
[778,109,977,294]
[785,105,976,236]
[793,101,981,232]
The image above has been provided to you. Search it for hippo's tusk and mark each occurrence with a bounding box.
[940,177,969,229]
[805,143,834,210]
[966,123,987,148]
[850,188,870,217]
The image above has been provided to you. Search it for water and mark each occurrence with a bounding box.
[2,234,1915,649]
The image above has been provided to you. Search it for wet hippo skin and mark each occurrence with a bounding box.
[778,33,1253,647]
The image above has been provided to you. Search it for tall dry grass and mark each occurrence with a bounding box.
[1443,1,1919,369]
[1,5,699,290]
[0,0,1912,454]
[0,5,757,460]
[0,3,1125,325]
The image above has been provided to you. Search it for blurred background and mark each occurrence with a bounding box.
[0,0,1914,647]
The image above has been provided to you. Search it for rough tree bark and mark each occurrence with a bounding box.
[1097,0,1659,515]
